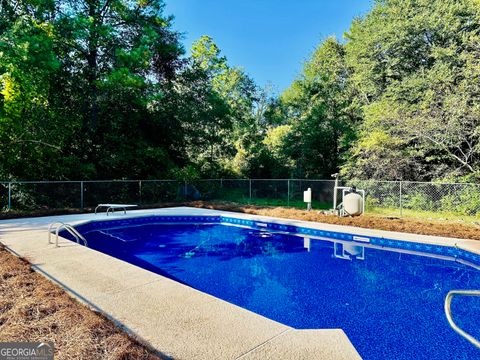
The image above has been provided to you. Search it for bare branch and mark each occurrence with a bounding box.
[11,139,62,150]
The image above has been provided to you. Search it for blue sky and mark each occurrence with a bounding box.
[164,0,373,93]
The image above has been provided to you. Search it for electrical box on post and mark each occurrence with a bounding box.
[304,188,312,211]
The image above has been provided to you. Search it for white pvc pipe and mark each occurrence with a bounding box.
[333,177,339,210]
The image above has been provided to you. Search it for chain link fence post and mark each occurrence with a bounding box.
[249,179,252,202]
[287,179,290,206]
[80,181,84,209]
[8,182,12,210]
[139,180,142,205]
[399,181,403,217]
[184,180,187,201]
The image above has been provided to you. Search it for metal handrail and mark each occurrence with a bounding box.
[445,290,480,348]
[48,222,63,244]
[48,222,88,247]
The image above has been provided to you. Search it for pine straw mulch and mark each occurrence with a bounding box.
[0,246,163,360]
[187,201,480,241]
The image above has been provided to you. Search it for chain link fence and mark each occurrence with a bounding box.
[347,180,480,220]
[1,179,479,220]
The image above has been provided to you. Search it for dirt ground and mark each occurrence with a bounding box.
[0,246,161,360]
[188,201,480,241]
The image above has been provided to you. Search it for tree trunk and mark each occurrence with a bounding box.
[86,0,99,132]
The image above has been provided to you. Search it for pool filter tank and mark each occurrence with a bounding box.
[331,175,366,217]
[343,191,364,216]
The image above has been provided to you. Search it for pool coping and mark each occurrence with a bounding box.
[1,206,479,359]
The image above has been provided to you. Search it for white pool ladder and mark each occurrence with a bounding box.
[445,289,480,348]
[48,222,88,247]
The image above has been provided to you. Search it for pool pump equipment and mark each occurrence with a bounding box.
[331,174,365,217]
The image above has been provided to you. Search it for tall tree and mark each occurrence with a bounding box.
[55,0,184,178]
[269,37,359,178]
[182,35,258,177]
[343,0,480,181]
[0,0,185,179]
[0,0,62,179]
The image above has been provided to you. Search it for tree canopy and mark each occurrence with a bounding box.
[1,0,479,181]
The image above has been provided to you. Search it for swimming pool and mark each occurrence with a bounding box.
[61,215,480,359]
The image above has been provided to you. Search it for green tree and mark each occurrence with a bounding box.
[0,0,185,180]
[343,0,480,180]
[182,36,259,177]
[0,1,63,179]
[273,37,359,178]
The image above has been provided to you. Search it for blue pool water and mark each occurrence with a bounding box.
[64,219,480,359]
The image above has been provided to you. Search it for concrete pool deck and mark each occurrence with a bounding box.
[1,207,479,359]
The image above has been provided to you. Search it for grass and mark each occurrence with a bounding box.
[3,200,477,224]
[206,188,331,210]
[367,206,480,223]
[218,197,331,210]
[0,246,162,360]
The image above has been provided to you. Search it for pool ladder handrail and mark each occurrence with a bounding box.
[445,289,480,349]
[48,222,88,247]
